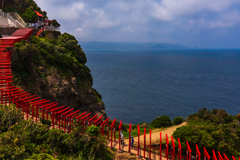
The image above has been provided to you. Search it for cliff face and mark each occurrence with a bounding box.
[10,32,107,118]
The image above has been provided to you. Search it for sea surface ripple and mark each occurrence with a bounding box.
[85,49,240,124]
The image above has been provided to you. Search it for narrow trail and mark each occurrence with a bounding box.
[135,122,187,145]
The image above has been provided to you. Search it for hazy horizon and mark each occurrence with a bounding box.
[35,0,240,49]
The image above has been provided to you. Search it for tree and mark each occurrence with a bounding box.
[150,115,172,128]
[42,10,47,18]
[51,19,61,28]
[22,7,37,23]
[173,116,184,125]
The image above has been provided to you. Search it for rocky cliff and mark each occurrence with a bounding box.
[9,32,107,118]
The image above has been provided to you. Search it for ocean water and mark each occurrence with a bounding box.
[85,49,240,124]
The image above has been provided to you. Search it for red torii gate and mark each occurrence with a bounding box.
[186,141,192,160]
[137,125,140,157]
[21,95,38,119]
[118,120,122,151]
[223,153,229,160]
[213,150,218,160]
[66,110,80,132]
[1,87,20,106]
[203,147,211,160]
[8,89,24,103]
[79,112,91,127]
[43,103,58,120]
[100,117,109,139]
[50,105,65,128]
[3,89,21,107]
[94,115,103,126]
[11,91,28,109]
[61,108,74,131]
[56,106,69,129]
[178,138,182,160]
[171,136,176,160]
[143,128,146,159]
[30,99,50,122]
[15,93,31,114]
[166,134,169,160]
[23,96,40,119]
[196,144,201,160]
[0,86,15,105]
[218,151,224,160]
[128,123,132,154]
[76,111,87,125]
[38,102,56,119]
[110,119,116,149]
[88,114,98,126]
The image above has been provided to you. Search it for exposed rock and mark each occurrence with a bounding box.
[11,33,107,119]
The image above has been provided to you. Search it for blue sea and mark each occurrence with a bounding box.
[85,49,240,124]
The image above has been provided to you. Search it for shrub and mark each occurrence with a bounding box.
[173,117,184,125]
[150,115,172,128]
[0,105,23,133]
[26,153,58,160]
[40,118,51,126]
[236,114,240,121]
[87,125,100,136]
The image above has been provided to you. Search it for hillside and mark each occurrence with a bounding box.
[8,32,107,118]
[0,0,47,19]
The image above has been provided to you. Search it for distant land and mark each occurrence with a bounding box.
[79,41,195,50]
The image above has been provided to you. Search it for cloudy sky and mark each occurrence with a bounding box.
[35,0,240,48]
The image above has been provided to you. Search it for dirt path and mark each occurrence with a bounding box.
[109,122,187,160]
[134,122,187,145]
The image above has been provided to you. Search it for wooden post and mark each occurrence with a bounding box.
[186,141,192,160]
[119,120,122,151]
[137,125,140,157]
[144,128,146,159]
[196,144,201,160]
[213,150,217,160]
[178,138,182,160]
[128,123,131,154]
[150,129,152,160]
[166,134,169,160]
[110,119,116,149]
[203,147,210,160]
[160,132,162,160]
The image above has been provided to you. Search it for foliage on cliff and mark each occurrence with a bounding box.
[1,0,48,19]
[11,33,91,90]
[173,108,240,158]
[0,105,113,160]
[9,33,106,118]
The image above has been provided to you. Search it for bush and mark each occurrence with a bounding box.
[173,109,240,157]
[26,153,58,160]
[0,105,23,133]
[150,115,172,128]
[40,118,51,126]
[173,117,184,125]
[236,114,240,121]
[87,125,100,136]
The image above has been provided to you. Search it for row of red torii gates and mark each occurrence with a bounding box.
[0,28,239,160]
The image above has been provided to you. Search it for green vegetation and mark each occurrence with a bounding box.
[51,19,61,28]
[22,7,38,23]
[173,108,240,158]
[0,105,113,160]
[173,116,184,125]
[2,0,49,20]
[10,33,100,100]
[150,115,172,128]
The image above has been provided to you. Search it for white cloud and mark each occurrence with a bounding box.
[34,0,240,47]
